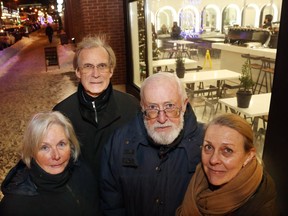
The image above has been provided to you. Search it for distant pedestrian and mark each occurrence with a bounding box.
[171,21,182,40]
[262,14,273,30]
[45,23,54,44]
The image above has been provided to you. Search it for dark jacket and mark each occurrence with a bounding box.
[100,103,204,216]
[53,83,140,175]
[0,159,98,216]
[232,170,278,216]
[53,83,140,215]
[45,25,53,36]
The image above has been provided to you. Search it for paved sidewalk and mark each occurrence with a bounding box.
[0,30,77,200]
[0,30,126,200]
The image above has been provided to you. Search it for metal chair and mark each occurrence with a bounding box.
[253,57,275,94]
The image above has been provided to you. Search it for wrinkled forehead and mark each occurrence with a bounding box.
[142,79,181,105]
[78,46,109,60]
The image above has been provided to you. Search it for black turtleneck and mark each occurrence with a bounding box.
[29,159,73,193]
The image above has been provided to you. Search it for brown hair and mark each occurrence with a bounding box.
[205,113,254,152]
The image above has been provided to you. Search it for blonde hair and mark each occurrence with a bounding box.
[21,111,80,168]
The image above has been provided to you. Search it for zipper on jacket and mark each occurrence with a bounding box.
[92,101,98,123]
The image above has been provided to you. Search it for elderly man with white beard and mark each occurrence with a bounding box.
[100,72,204,216]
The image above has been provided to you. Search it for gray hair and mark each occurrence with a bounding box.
[140,72,188,104]
[73,34,116,70]
[21,111,80,168]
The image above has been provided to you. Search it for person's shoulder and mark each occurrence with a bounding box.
[53,92,78,111]
[113,89,139,102]
[103,113,145,160]
[1,160,37,196]
[73,159,95,177]
[261,170,277,197]
[108,112,143,142]
[112,89,141,112]
[234,169,279,215]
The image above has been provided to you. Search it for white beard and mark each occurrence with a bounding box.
[144,112,184,145]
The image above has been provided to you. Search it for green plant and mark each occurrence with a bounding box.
[239,59,254,92]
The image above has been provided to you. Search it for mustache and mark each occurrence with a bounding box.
[152,122,174,129]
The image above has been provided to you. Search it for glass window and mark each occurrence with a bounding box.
[127,0,282,159]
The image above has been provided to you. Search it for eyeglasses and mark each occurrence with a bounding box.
[143,104,182,119]
[79,63,110,74]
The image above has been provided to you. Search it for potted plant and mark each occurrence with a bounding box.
[236,59,255,108]
[175,55,185,78]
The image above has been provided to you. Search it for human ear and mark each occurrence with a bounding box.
[75,68,81,79]
[182,98,189,111]
[109,68,114,78]
[243,149,256,167]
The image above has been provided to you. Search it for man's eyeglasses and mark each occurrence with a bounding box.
[79,63,110,74]
[143,104,182,119]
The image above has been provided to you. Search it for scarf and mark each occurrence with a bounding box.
[29,159,74,193]
[176,158,263,216]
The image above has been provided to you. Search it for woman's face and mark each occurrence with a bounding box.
[202,124,255,186]
[35,124,71,175]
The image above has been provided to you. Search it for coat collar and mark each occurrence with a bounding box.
[121,103,203,172]
[77,83,121,129]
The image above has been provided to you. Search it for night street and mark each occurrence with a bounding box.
[0,28,76,199]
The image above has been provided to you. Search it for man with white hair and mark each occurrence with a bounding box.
[100,72,204,216]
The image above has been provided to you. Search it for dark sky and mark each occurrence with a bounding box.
[19,0,52,5]
[2,0,52,6]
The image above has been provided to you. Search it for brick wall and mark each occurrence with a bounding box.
[64,0,127,85]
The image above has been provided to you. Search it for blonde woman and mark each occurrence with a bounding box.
[0,111,98,216]
[176,113,278,216]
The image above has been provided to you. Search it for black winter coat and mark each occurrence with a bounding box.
[0,159,98,216]
[100,103,204,216]
[232,170,279,216]
[53,84,140,175]
[45,25,53,36]
[53,83,140,215]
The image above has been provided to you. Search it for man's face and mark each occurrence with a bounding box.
[142,79,187,145]
[76,46,113,97]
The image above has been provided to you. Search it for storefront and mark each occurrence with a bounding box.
[125,0,281,88]
[124,0,286,213]
[128,0,281,144]
[125,0,281,150]
[0,2,20,28]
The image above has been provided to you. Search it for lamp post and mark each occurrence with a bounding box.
[57,0,63,29]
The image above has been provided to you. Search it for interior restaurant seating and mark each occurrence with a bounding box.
[241,54,275,94]
[253,57,275,94]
